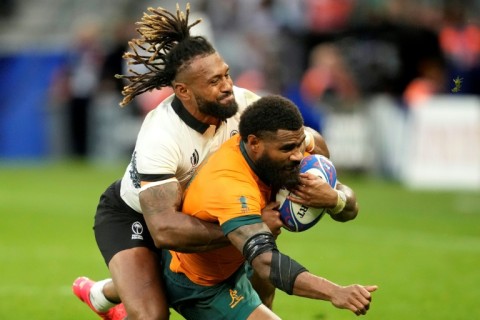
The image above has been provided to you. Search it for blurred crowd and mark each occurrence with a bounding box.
[3,0,479,162]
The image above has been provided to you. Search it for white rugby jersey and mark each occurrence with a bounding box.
[120,86,260,213]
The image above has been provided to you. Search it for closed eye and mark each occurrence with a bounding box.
[280,143,298,152]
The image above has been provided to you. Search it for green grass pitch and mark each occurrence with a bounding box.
[0,161,479,319]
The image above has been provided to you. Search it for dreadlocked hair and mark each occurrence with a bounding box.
[115,3,216,106]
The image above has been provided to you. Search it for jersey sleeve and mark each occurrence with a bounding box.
[233,86,261,114]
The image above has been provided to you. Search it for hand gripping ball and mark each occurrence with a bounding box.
[276,155,337,232]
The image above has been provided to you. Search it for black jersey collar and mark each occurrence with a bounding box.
[171,96,210,134]
[240,140,271,186]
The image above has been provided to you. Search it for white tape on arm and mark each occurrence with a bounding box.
[328,190,347,215]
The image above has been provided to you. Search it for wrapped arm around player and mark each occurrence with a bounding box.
[139,180,284,252]
[304,127,330,157]
[227,222,378,316]
[140,181,230,252]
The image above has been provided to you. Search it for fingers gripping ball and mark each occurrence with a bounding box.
[276,155,337,232]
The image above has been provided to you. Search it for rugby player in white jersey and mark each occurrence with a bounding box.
[72,5,276,320]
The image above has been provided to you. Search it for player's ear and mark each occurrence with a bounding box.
[247,135,261,153]
[173,82,189,100]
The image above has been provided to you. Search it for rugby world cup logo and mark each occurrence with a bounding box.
[131,221,144,240]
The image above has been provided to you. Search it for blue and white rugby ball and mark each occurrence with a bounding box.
[276,154,337,232]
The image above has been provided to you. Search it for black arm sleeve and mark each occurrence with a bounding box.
[242,232,307,295]
[270,250,308,295]
[242,232,277,264]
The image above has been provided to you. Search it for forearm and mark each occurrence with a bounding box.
[146,212,230,252]
[252,251,340,302]
[140,181,229,252]
[236,225,377,315]
[250,249,336,301]
[293,271,379,314]
[292,272,340,301]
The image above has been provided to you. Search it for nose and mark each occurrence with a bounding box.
[220,77,233,92]
[290,148,303,162]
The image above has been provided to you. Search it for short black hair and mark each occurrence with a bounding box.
[239,95,304,142]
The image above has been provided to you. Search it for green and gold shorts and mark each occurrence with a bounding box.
[162,251,261,320]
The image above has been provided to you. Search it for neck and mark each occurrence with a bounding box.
[240,140,270,185]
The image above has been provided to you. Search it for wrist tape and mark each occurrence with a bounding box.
[329,190,347,215]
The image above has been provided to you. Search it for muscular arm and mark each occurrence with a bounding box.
[227,223,377,315]
[140,181,229,252]
[228,223,321,298]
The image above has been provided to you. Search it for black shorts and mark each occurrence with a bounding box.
[94,180,160,265]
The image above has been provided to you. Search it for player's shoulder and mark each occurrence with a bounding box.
[137,97,191,152]
[145,94,176,119]
[233,86,261,108]
[141,95,183,133]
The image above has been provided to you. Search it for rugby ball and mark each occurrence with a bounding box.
[276,155,337,232]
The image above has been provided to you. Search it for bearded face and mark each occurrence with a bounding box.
[195,94,239,121]
[255,152,301,190]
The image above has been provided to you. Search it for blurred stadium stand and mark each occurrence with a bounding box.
[0,0,147,159]
[0,0,479,189]
[0,53,66,158]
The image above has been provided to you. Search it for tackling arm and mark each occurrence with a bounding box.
[304,127,329,157]
[140,181,230,252]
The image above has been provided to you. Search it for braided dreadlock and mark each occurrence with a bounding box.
[116,3,216,106]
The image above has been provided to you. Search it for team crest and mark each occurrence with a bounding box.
[229,289,244,308]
